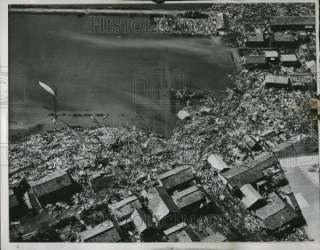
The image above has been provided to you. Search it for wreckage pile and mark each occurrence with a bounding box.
[9,66,315,241]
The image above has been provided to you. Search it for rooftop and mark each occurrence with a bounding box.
[270,16,315,26]
[264,74,289,85]
[172,185,206,209]
[280,54,298,62]
[79,220,120,242]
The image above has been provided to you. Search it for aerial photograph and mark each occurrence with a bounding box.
[7,0,319,242]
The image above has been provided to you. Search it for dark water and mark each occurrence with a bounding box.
[9,13,234,137]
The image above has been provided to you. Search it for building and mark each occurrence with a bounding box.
[305,60,317,76]
[216,13,224,30]
[29,169,76,206]
[270,16,315,31]
[240,184,264,209]
[244,55,267,69]
[264,74,290,88]
[255,193,297,231]
[271,32,297,47]
[90,171,115,192]
[146,187,180,229]
[220,153,278,190]
[278,185,300,212]
[163,222,200,242]
[245,33,266,47]
[272,134,318,158]
[79,220,121,242]
[258,129,277,140]
[264,51,279,62]
[108,195,142,225]
[243,135,260,150]
[131,208,157,241]
[157,166,196,194]
[280,54,299,67]
[207,154,229,172]
[289,73,315,90]
[172,185,210,213]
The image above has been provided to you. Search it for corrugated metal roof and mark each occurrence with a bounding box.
[255,193,297,230]
[264,51,279,58]
[245,55,266,64]
[79,220,120,242]
[264,74,289,85]
[270,16,315,26]
[158,166,195,191]
[172,185,205,209]
[280,54,298,62]
[30,170,72,198]
[164,222,187,236]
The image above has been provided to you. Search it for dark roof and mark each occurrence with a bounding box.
[255,193,297,230]
[29,170,72,198]
[270,16,315,26]
[245,55,266,64]
[158,166,195,191]
[9,189,19,209]
[79,220,121,242]
[222,153,278,189]
[264,74,289,86]
[172,185,206,210]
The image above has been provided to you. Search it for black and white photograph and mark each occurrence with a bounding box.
[1,0,319,246]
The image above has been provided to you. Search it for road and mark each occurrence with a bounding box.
[279,155,320,241]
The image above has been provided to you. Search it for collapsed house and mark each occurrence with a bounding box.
[90,171,115,192]
[271,32,297,47]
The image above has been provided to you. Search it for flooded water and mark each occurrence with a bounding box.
[9,13,234,137]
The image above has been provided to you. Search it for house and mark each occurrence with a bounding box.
[289,73,315,90]
[263,74,290,88]
[207,154,229,172]
[280,54,299,67]
[271,32,297,47]
[108,195,143,224]
[272,135,318,158]
[270,16,315,31]
[146,187,180,229]
[244,55,267,69]
[240,184,264,209]
[278,185,300,212]
[220,153,278,190]
[243,135,260,150]
[163,222,200,242]
[172,185,210,213]
[90,171,115,192]
[216,13,224,30]
[131,208,157,241]
[264,51,279,62]
[29,169,76,206]
[157,166,196,194]
[255,192,297,231]
[79,220,121,242]
[245,33,266,47]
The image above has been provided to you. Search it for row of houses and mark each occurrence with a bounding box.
[74,165,225,242]
[263,73,316,90]
[208,153,302,231]
[244,53,300,68]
